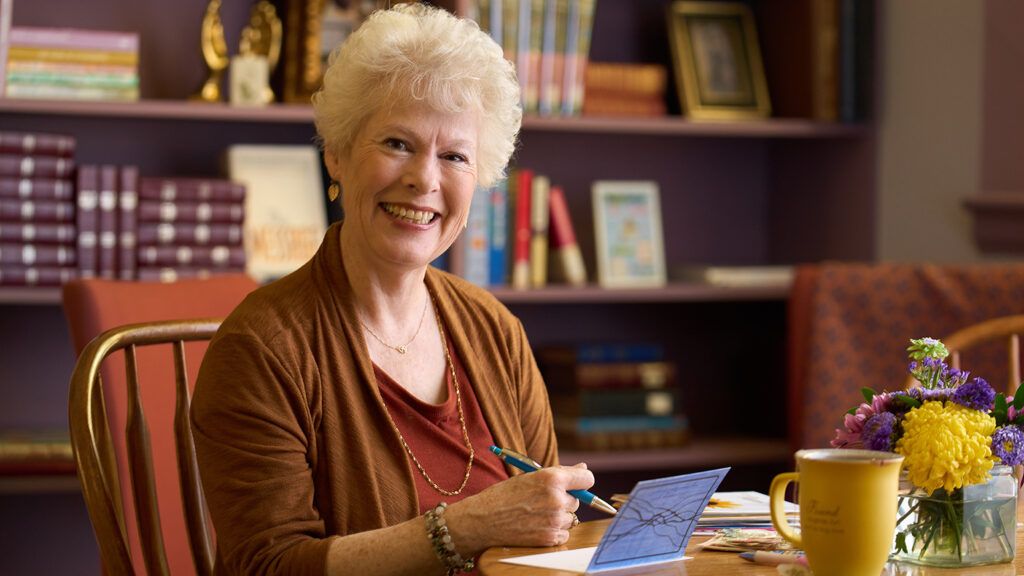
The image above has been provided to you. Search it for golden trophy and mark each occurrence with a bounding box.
[193,0,230,102]
[239,0,283,104]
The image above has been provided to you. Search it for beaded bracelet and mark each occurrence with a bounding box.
[425,502,475,575]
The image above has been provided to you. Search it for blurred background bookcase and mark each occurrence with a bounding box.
[0,0,876,571]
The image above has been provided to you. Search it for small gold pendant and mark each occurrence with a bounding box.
[396,346,407,354]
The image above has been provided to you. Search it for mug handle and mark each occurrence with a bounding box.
[769,472,802,548]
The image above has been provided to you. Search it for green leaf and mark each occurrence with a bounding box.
[896,394,922,409]
[895,532,908,554]
[1012,384,1024,411]
[861,387,876,403]
[846,407,857,415]
[994,394,1009,425]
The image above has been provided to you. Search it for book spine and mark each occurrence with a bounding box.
[0,154,75,179]
[536,0,556,116]
[0,265,76,286]
[560,0,580,115]
[488,0,503,45]
[0,132,75,157]
[0,199,75,222]
[477,0,491,36]
[0,0,10,97]
[9,26,139,52]
[7,59,136,76]
[75,165,98,277]
[139,177,246,202]
[547,185,586,286]
[571,0,596,115]
[137,200,245,224]
[549,388,678,418]
[488,178,509,286]
[542,361,677,391]
[581,95,666,117]
[0,243,76,266]
[0,177,74,200]
[463,186,491,286]
[812,0,840,121]
[510,168,532,290]
[529,174,550,288]
[447,230,467,279]
[8,69,139,89]
[7,46,138,67]
[97,165,118,279]
[118,165,138,280]
[502,0,519,67]
[516,0,532,111]
[0,222,75,244]
[4,83,139,101]
[137,245,246,268]
[137,222,244,246]
[136,266,247,283]
[538,342,665,364]
[554,416,689,451]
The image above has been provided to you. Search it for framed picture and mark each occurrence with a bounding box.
[592,181,666,289]
[668,1,771,120]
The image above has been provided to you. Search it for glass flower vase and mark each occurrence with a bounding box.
[891,465,1017,567]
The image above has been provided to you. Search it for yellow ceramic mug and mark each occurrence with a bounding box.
[770,449,905,576]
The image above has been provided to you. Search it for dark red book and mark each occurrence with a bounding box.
[0,131,76,157]
[0,265,76,286]
[136,266,247,283]
[0,154,75,179]
[76,165,99,278]
[0,177,74,200]
[139,177,246,202]
[137,222,244,246]
[0,199,75,223]
[0,243,76,266]
[137,245,246,268]
[137,200,244,224]
[511,168,533,290]
[0,222,76,244]
[97,165,118,279]
[118,166,139,280]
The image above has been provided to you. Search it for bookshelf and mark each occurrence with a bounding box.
[0,0,878,571]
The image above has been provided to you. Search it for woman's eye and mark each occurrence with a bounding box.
[444,152,468,163]
[384,138,408,151]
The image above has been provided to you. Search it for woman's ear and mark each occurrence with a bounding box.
[323,146,343,184]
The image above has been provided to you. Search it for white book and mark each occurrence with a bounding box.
[226,145,326,282]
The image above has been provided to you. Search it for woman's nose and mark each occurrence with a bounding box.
[402,154,440,194]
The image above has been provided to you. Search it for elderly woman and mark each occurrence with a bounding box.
[190,4,596,574]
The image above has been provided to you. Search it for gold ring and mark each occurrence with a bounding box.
[570,511,580,529]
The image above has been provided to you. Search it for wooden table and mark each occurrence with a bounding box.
[479,520,1024,575]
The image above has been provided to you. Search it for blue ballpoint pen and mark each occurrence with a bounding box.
[489,445,618,515]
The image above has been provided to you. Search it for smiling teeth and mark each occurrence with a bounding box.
[382,203,434,225]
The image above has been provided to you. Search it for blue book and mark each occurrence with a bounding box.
[488,179,509,286]
[539,342,665,364]
[463,186,491,286]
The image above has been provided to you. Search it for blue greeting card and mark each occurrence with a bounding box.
[500,467,730,574]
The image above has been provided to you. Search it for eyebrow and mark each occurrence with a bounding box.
[375,124,476,153]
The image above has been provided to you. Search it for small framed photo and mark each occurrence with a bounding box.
[668,1,771,120]
[592,181,667,289]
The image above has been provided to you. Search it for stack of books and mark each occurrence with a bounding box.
[538,342,688,451]
[474,0,597,117]
[135,177,247,282]
[75,164,140,280]
[583,62,668,118]
[445,166,587,290]
[0,131,77,286]
[4,27,140,101]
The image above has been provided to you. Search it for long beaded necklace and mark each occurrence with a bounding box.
[376,293,475,496]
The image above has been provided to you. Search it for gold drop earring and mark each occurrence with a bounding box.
[328,181,341,202]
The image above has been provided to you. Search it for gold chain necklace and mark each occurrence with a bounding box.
[359,293,429,355]
[376,294,474,496]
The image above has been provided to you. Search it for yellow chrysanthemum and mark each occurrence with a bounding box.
[895,401,996,493]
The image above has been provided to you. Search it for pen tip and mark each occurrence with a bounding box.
[488,445,501,455]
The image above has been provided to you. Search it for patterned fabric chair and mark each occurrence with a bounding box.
[788,263,1024,450]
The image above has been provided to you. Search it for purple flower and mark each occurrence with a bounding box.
[951,377,996,411]
[861,412,897,452]
[992,426,1024,466]
[908,387,950,403]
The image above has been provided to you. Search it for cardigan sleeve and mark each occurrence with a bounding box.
[191,332,335,575]
[510,317,560,467]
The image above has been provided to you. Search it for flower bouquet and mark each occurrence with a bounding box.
[832,338,1021,567]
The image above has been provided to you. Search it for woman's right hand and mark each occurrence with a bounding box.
[444,463,595,555]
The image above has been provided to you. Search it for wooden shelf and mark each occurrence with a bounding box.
[559,437,791,473]
[0,97,867,138]
[0,287,62,305]
[0,282,788,307]
[492,282,789,304]
[0,473,79,494]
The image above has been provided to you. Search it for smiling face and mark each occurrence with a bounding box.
[328,101,480,273]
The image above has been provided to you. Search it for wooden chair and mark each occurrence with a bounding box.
[69,319,221,576]
[903,314,1024,394]
[63,274,257,575]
